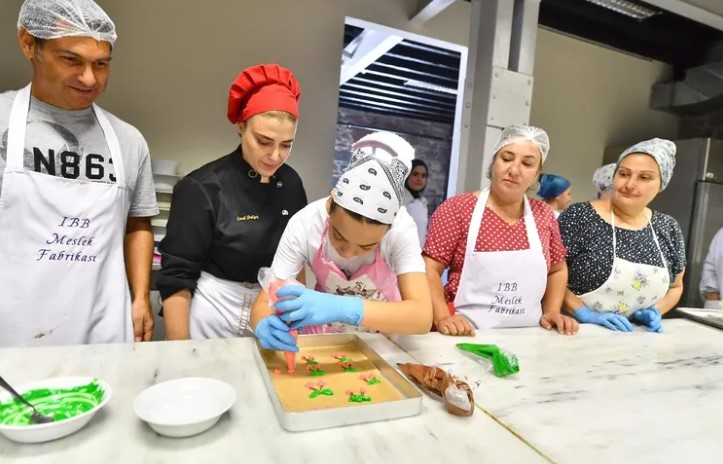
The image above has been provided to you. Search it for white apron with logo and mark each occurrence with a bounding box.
[189,271,259,338]
[578,210,669,317]
[454,189,548,329]
[0,85,132,346]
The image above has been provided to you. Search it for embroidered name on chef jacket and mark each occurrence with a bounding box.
[237,215,260,221]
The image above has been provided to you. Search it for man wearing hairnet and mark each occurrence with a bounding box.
[0,0,158,346]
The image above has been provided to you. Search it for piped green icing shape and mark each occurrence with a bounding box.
[365,378,381,385]
[341,366,357,372]
[309,388,334,399]
[0,380,104,426]
[348,394,372,403]
[308,369,326,377]
[336,357,352,363]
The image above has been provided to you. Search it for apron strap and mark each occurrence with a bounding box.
[91,104,125,185]
[6,85,32,169]
[465,189,542,254]
[465,189,488,255]
[648,214,668,270]
[610,209,667,270]
[522,195,542,252]
[6,85,124,184]
[610,209,618,258]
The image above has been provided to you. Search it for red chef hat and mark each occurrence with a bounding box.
[227,64,301,124]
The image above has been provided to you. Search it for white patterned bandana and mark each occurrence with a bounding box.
[616,138,676,190]
[333,132,414,224]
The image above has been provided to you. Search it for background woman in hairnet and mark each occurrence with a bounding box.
[592,163,616,199]
[423,125,578,336]
[537,173,572,218]
[559,139,686,333]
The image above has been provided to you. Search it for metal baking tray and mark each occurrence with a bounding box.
[676,307,723,330]
[253,333,423,432]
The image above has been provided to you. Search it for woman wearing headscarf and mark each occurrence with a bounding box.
[158,64,307,340]
[250,132,432,351]
[403,159,429,246]
[537,173,572,218]
[559,139,686,333]
[423,125,578,336]
[592,163,616,199]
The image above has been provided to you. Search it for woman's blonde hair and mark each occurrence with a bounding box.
[239,110,297,134]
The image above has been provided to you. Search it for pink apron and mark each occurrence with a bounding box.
[303,220,400,334]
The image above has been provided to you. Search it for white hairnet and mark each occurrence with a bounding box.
[492,124,550,162]
[18,0,117,45]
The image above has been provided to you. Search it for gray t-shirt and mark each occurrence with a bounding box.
[0,90,158,217]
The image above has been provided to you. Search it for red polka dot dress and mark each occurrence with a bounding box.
[423,192,567,303]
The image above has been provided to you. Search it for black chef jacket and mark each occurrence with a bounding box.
[156,146,307,300]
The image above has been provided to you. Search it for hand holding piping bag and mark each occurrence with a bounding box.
[269,280,299,373]
[258,268,303,373]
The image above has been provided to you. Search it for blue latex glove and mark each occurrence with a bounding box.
[274,286,364,330]
[254,315,299,352]
[572,307,633,332]
[632,307,663,333]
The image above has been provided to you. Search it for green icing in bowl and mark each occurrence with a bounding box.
[0,379,105,426]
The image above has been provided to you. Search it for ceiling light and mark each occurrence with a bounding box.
[583,0,660,20]
[404,79,457,95]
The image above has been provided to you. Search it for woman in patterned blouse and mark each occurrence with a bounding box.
[559,138,686,333]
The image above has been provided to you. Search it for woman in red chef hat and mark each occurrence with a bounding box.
[157,64,308,340]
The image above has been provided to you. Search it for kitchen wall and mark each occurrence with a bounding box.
[0,0,678,203]
[529,28,678,202]
[679,107,723,139]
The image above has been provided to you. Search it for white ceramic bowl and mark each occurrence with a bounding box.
[0,376,112,444]
[133,378,236,438]
[151,159,179,176]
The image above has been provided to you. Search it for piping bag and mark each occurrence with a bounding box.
[258,267,302,374]
[397,363,474,416]
[455,343,520,377]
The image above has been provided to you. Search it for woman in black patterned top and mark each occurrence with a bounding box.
[558,138,685,333]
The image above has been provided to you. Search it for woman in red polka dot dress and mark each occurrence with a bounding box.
[423,125,579,336]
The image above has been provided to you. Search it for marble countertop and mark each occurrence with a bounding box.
[0,335,546,464]
[394,320,723,464]
[676,307,723,330]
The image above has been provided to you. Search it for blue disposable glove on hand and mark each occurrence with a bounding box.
[274,286,364,330]
[572,307,633,332]
[254,315,299,352]
[632,307,663,333]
